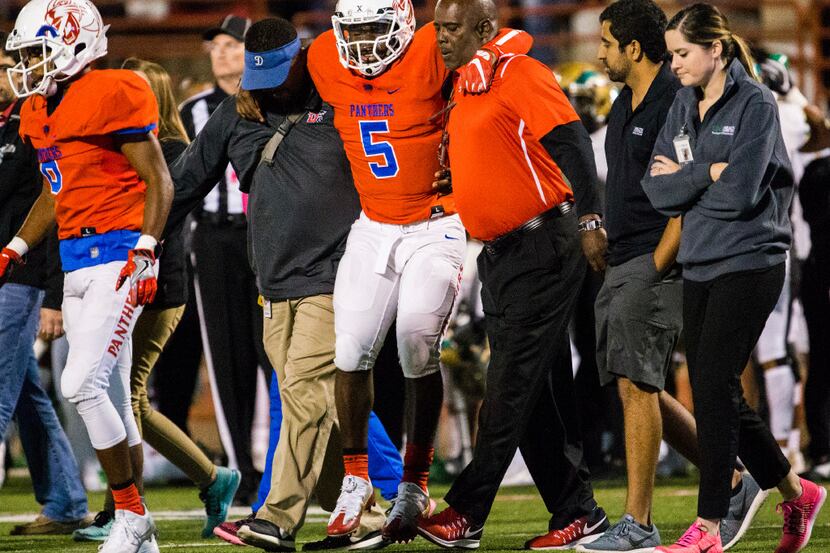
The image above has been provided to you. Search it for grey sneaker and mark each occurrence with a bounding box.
[575,514,660,553]
[720,473,769,550]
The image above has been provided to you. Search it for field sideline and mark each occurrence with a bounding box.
[0,477,827,552]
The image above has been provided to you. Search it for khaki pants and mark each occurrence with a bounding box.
[131,306,216,488]
[258,294,384,535]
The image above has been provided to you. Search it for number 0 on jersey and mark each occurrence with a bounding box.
[41,159,63,194]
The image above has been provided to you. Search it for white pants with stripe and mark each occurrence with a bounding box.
[334,212,466,378]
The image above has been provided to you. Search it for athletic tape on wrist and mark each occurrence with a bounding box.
[7,236,29,256]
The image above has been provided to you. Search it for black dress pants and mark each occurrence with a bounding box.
[192,220,273,498]
[801,252,830,461]
[684,263,791,519]
[445,212,597,528]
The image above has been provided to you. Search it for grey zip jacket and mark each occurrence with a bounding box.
[641,59,793,281]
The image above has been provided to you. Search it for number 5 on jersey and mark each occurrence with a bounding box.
[41,159,63,194]
[359,120,399,179]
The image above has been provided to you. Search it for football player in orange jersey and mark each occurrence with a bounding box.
[307,0,533,543]
[0,1,173,552]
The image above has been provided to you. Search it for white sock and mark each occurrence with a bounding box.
[787,429,801,453]
[765,366,796,442]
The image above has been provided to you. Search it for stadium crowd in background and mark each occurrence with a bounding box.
[0,0,829,553]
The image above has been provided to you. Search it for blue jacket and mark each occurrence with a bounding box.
[641,59,793,281]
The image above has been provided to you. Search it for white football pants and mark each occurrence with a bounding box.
[334,212,466,378]
[61,261,144,450]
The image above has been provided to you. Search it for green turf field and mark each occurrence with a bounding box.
[0,476,827,552]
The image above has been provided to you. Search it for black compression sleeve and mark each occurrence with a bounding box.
[540,121,603,218]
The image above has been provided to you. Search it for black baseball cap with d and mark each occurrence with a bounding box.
[203,14,252,42]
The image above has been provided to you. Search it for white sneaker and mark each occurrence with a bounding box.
[382,482,434,543]
[327,475,375,537]
[138,535,160,553]
[97,508,158,553]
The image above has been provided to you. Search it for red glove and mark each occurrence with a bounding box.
[115,249,157,306]
[457,48,500,95]
[0,247,24,287]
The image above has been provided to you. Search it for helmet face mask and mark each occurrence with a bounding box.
[6,0,108,98]
[7,38,63,97]
[332,0,415,77]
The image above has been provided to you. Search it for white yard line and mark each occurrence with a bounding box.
[0,506,327,524]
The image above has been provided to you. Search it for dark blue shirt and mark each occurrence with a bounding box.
[605,63,681,266]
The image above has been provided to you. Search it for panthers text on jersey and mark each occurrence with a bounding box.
[308,24,531,225]
[19,69,158,243]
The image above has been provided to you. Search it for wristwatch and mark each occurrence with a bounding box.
[578,219,604,232]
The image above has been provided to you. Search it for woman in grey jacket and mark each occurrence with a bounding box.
[641,4,825,553]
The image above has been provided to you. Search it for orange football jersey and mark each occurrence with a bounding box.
[308,24,531,225]
[19,69,158,241]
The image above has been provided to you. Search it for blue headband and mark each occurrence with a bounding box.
[242,36,301,91]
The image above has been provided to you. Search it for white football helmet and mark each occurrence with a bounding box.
[6,0,109,97]
[332,0,415,77]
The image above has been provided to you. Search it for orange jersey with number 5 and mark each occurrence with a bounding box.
[18,69,158,240]
[308,24,531,225]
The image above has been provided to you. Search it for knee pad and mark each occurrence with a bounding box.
[335,333,374,372]
[61,365,93,403]
[74,394,128,450]
[61,357,110,403]
[397,331,439,379]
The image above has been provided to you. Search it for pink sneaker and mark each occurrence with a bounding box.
[655,521,723,553]
[775,478,827,553]
[213,513,254,546]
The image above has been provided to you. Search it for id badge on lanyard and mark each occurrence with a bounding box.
[673,124,694,166]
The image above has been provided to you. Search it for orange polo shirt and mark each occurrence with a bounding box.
[448,54,579,241]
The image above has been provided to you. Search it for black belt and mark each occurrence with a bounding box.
[483,201,573,256]
[197,211,247,227]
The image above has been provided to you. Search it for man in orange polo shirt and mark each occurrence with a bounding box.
[418,0,609,549]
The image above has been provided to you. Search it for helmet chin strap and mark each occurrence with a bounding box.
[42,76,58,97]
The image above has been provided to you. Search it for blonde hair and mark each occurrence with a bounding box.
[667,3,759,82]
[121,58,190,143]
